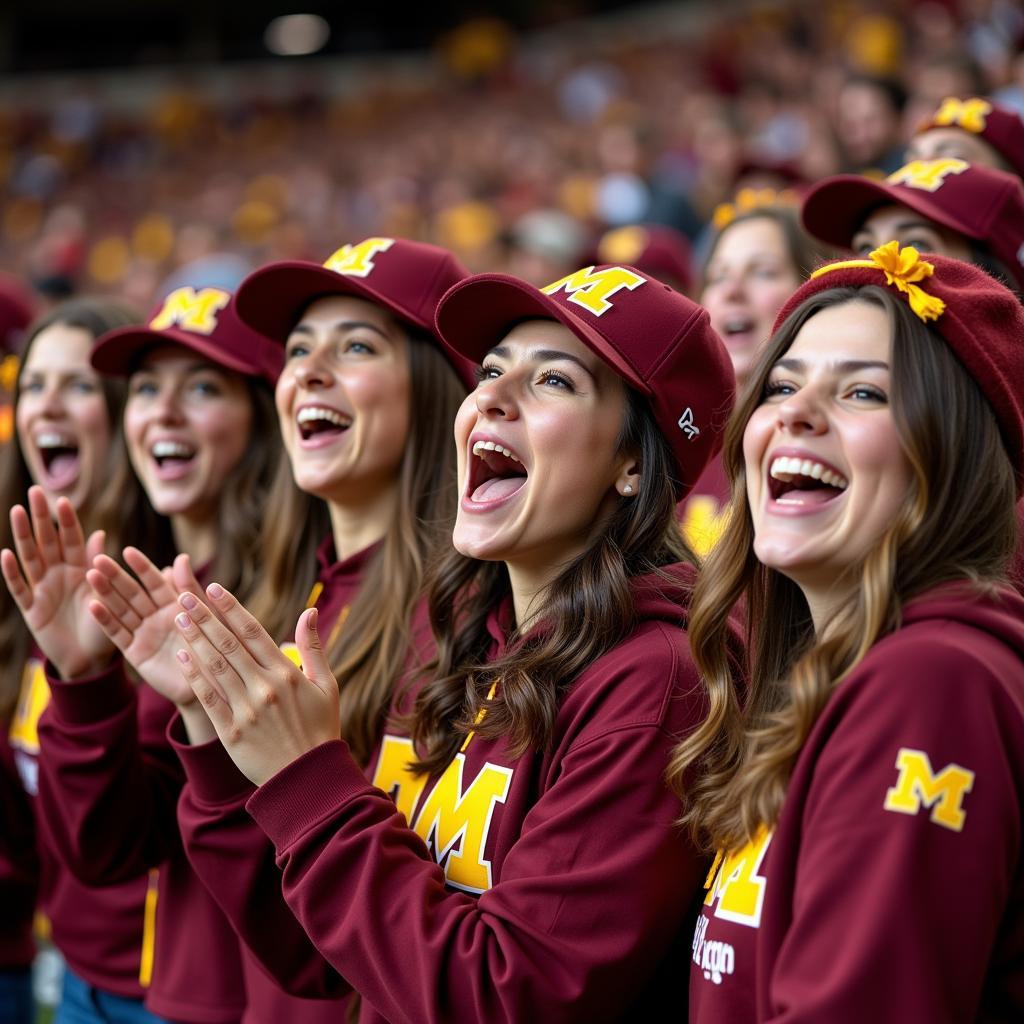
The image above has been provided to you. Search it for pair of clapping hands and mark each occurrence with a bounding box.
[1,486,341,785]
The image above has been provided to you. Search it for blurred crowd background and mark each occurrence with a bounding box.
[1,0,1021,319]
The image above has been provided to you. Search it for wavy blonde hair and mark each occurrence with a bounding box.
[669,286,1018,853]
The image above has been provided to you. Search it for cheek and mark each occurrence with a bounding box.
[741,408,773,486]
[752,279,799,324]
[347,369,411,449]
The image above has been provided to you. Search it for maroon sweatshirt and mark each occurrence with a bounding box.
[0,726,38,970]
[180,563,711,1023]
[8,646,157,998]
[678,454,731,556]
[690,583,1024,1023]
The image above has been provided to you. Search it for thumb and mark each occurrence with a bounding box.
[294,608,336,692]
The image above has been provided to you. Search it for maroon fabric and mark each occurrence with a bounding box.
[9,646,152,998]
[800,160,1024,289]
[435,266,735,496]
[594,224,694,292]
[232,236,476,388]
[917,97,1024,180]
[0,273,36,354]
[690,583,1024,1022]
[219,565,712,1024]
[0,729,38,969]
[91,287,283,385]
[772,251,1024,494]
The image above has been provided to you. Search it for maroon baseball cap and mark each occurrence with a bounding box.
[916,97,1024,180]
[91,286,283,385]
[434,265,735,496]
[232,236,475,387]
[594,225,694,293]
[801,159,1024,289]
[772,243,1024,494]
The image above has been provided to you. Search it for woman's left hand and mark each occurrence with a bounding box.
[173,583,341,786]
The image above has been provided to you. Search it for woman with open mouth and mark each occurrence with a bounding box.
[61,238,473,1022]
[674,245,1024,1022]
[163,262,736,1021]
[0,296,176,1024]
[1,287,283,1023]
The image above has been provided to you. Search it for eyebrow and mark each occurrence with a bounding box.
[857,218,938,237]
[290,320,392,340]
[773,358,890,373]
[488,345,597,378]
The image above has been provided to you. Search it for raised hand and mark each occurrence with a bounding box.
[1,486,114,679]
[173,584,341,786]
[87,548,206,708]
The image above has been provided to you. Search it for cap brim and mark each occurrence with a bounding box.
[90,325,261,378]
[234,262,433,342]
[801,174,980,250]
[435,274,650,394]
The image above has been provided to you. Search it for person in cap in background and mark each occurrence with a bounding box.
[85,238,473,1021]
[1,287,284,1023]
[594,224,694,295]
[165,263,737,1022]
[673,245,1024,1022]
[0,274,38,445]
[906,96,1024,180]
[801,157,1024,293]
[0,297,173,1024]
[835,74,909,176]
[681,195,826,555]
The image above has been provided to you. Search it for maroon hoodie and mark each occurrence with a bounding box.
[690,583,1024,1023]
[179,563,712,1022]
[8,645,156,998]
[35,537,372,1023]
[0,726,38,970]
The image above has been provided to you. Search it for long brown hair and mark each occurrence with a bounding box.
[410,387,695,775]
[0,298,171,720]
[249,330,466,767]
[669,285,1018,853]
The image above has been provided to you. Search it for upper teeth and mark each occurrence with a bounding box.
[152,441,193,458]
[769,456,848,489]
[297,407,350,427]
[37,432,73,448]
[724,318,753,334]
[472,440,520,463]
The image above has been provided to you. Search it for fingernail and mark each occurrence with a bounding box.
[179,593,197,610]
[176,650,190,664]
[175,613,191,629]
[207,583,224,599]
[308,607,318,628]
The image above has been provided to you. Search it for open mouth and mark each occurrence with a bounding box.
[722,316,756,343]
[467,439,528,503]
[297,406,352,442]
[151,440,197,475]
[36,431,80,487]
[768,455,848,505]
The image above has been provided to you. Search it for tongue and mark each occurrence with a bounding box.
[47,452,79,488]
[779,485,841,506]
[472,476,525,502]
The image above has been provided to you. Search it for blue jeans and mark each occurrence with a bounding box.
[55,969,169,1024]
[0,967,33,1024]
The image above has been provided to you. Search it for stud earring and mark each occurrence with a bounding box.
[623,484,633,494]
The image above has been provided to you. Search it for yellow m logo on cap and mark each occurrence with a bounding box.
[887,158,969,193]
[323,237,396,278]
[933,97,992,135]
[883,747,974,832]
[149,287,230,336]
[541,266,646,316]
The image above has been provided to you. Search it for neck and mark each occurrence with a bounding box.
[171,512,219,570]
[798,577,855,637]
[505,561,563,632]
[328,483,400,562]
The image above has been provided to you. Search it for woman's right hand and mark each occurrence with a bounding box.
[87,548,207,708]
[1,486,115,680]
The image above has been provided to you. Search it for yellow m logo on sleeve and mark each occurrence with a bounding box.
[323,238,395,278]
[149,287,230,335]
[887,158,969,193]
[371,734,512,894]
[541,266,646,316]
[933,97,992,135]
[883,747,975,832]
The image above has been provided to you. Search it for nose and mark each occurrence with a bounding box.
[473,371,519,420]
[36,380,67,417]
[151,385,185,424]
[775,386,828,435]
[292,347,335,390]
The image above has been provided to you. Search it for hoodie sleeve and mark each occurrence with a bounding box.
[0,729,38,969]
[246,642,704,1024]
[759,630,1024,1023]
[171,714,352,999]
[34,658,184,884]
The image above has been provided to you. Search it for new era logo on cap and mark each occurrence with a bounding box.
[149,287,230,336]
[541,266,647,316]
[322,237,396,279]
